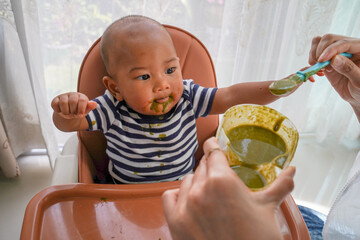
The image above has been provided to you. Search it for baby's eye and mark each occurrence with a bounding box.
[137,74,150,80]
[166,67,176,74]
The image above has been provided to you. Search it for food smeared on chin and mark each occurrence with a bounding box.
[150,96,173,113]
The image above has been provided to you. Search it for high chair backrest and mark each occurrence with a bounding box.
[77,25,219,183]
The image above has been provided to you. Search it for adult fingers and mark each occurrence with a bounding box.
[261,166,296,205]
[309,36,321,65]
[314,34,350,61]
[191,157,207,187]
[177,174,194,204]
[318,37,360,62]
[162,188,179,216]
[331,55,360,87]
[202,138,245,195]
[202,137,228,167]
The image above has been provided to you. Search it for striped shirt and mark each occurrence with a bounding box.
[86,80,217,183]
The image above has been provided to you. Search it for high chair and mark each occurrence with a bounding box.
[20,25,310,240]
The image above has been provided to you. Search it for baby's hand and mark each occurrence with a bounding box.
[51,92,97,119]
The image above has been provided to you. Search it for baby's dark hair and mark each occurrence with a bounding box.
[100,15,169,74]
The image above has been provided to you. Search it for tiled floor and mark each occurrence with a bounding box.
[0,135,359,240]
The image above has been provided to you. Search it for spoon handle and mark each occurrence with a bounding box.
[296,52,353,81]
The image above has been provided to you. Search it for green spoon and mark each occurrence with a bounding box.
[269,52,353,96]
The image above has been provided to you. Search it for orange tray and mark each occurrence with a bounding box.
[21,181,180,240]
[21,181,309,240]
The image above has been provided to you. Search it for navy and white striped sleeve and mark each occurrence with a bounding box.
[85,91,117,133]
[184,80,217,118]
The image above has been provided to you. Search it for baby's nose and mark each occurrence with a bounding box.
[153,78,170,92]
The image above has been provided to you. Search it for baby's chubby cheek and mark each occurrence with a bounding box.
[141,100,153,111]
[172,85,184,103]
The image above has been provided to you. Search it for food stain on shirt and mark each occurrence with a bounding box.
[159,163,165,173]
[158,134,166,140]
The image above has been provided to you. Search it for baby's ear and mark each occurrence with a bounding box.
[103,76,123,101]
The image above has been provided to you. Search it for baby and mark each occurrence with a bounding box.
[51,15,284,184]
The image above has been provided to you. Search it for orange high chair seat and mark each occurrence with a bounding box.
[20,25,310,240]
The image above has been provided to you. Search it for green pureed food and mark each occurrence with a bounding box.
[228,125,286,165]
[269,74,303,96]
[226,125,287,189]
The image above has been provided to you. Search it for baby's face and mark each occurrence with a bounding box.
[109,27,183,116]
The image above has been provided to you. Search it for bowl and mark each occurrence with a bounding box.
[216,104,298,190]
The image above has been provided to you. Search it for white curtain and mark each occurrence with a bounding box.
[0,0,58,177]
[37,0,360,148]
[1,0,359,177]
[213,0,360,146]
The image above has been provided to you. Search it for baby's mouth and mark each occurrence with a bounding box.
[155,97,169,103]
[150,96,173,113]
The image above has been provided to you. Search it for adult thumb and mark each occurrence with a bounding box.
[162,189,179,217]
[263,166,295,204]
[331,55,360,84]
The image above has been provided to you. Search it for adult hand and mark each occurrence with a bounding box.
[309,34,360,108]
[162,137,295,240]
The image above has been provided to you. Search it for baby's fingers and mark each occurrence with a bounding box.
[52,92,89,116]
[52,93,95,120]
[76,94,91,115]
[316,69,325,76]
[58,94,72,115]
[85,101,97,115]
[308,76,315,82]
[306,69,325,82]
[51,97,61,113]
[68,93,80,115]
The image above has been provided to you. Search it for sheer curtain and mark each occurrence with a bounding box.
[1,0,359,177]
[213,0,360,147]
[0,0,58,178]
[37,0,360,148]
[219,0,360,147]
